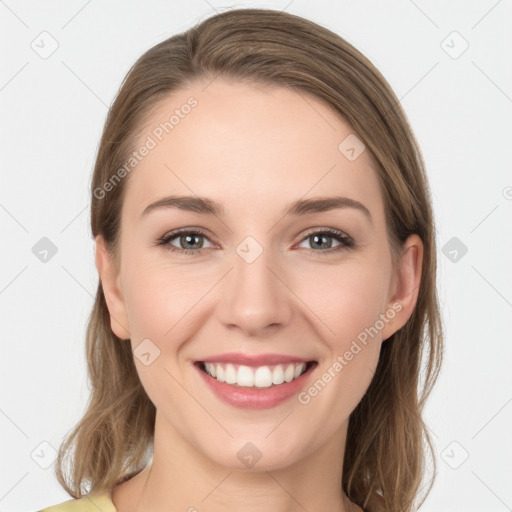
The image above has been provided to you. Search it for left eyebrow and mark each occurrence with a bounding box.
[140,195,224,218]
[140,194,373,224]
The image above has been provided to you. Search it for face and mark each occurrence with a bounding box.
[96,77,422,471]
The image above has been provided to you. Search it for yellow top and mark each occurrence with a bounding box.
[37,490,117,512]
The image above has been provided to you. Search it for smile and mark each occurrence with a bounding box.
[194,359,318,410]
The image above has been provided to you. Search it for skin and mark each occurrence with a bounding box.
[95,77,423,512]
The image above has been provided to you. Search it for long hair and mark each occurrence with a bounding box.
[54,8,444,511]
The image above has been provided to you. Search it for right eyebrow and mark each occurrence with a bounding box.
[283,196,372,224]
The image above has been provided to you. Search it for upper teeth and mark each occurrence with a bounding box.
[203,362,307,388]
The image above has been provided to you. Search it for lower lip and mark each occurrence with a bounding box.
[194,362,316,410]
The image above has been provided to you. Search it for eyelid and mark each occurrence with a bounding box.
[298,226,353,243]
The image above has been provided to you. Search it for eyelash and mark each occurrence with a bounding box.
[154,227,355,256]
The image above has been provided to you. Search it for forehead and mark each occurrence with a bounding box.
[122,78,385,224]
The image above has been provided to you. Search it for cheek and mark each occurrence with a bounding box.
[122,266,196,410]
[122,260,206,340]
[292,256,390,344]
[292,260,386,408]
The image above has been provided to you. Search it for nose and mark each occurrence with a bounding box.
[217,243,293,336]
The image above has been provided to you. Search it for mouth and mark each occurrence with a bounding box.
[194,360,318,389]
[194,359,318,410]
[192,352,319,409]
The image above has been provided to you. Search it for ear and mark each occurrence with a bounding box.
[381,234,424,341]
[94,235,131,340]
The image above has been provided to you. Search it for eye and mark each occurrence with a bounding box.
[155,227,355,256]
[155,228,215,255]
[296,228,355,255]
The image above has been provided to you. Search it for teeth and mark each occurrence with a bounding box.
[254,366,272,388]
[284,364,295,383]
[202,362,308,388]
[204,362,216,378]
[225,363,237,384]
[272,365,285,385]
[238,365,255,387]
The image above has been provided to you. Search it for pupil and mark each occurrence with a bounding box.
[182,234,201,249]
[313,234,331,249]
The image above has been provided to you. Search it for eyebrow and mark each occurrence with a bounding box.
[140,195,372,223]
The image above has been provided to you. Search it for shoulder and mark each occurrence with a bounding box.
[37,491,116,512]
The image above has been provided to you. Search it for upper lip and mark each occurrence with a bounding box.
[196,352,315,367]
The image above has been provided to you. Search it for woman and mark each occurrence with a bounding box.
[39,7,443,512]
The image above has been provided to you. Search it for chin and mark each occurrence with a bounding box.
[199,434,308,472]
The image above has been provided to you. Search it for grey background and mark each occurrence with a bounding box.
[1,0,511,511]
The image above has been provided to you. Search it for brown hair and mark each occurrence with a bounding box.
[54,8,444,511]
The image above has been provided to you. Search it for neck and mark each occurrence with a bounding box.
[114,410,361,512]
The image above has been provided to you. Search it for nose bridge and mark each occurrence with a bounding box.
[218,234,291,333]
